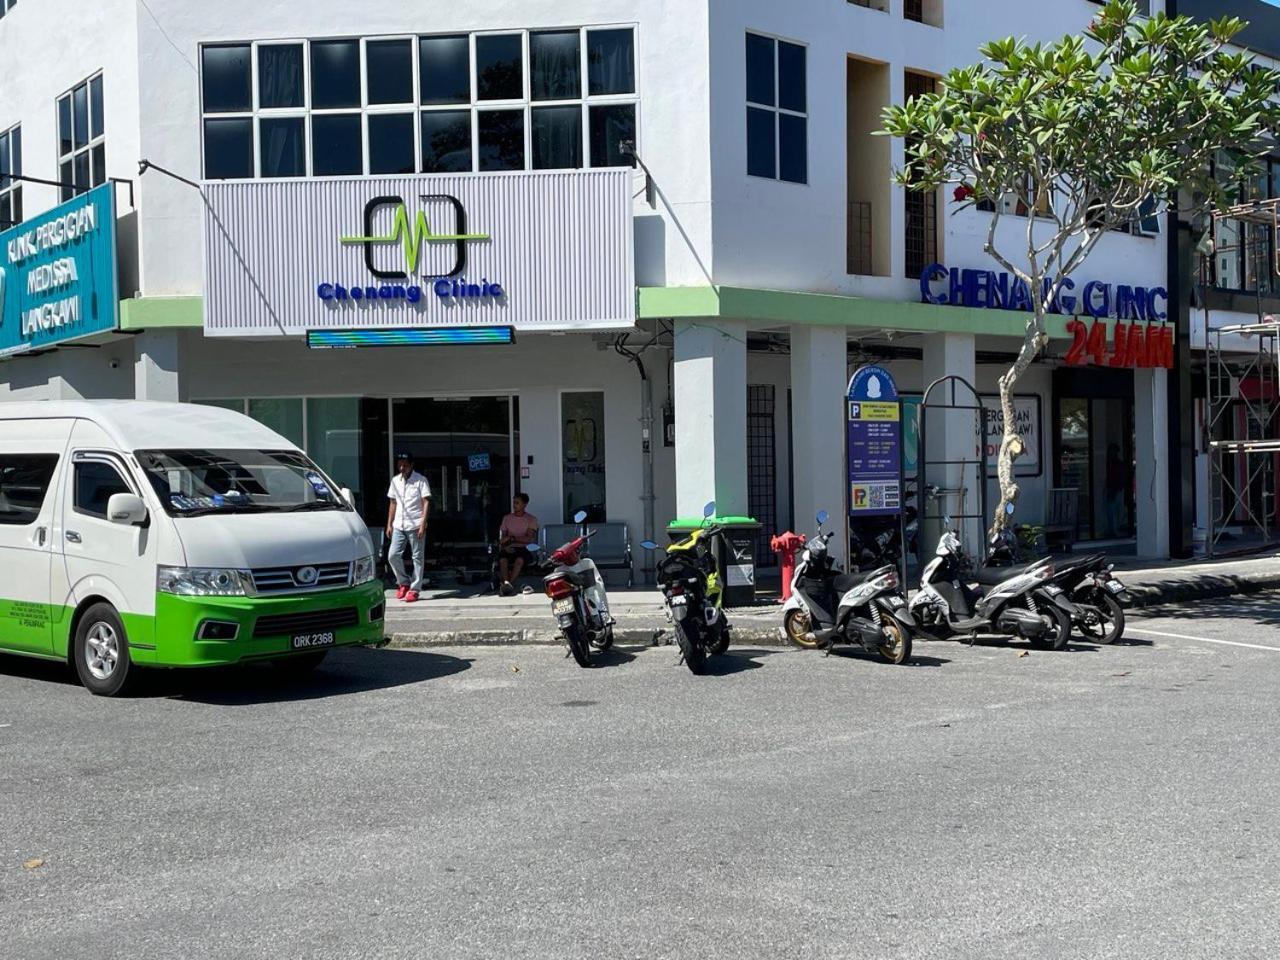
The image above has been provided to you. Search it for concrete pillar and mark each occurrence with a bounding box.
[673,319,747,519]
[134,329,186,401]
[48,376,85,401]
[921,332,979,553]
[790,324,847,558]
[1134,367,1170,559]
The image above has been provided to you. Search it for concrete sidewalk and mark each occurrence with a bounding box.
[381,550,1280,647]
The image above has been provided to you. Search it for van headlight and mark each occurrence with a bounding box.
[353,555,377,585]
[157,565,251,596]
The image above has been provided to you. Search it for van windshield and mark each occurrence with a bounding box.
[135,449,348,517]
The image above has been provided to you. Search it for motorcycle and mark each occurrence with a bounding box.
[910,515,1073,650]
[781,510,914,664]
[986,529,1127,644]
[640,501,731,675]
[534,510,615,668]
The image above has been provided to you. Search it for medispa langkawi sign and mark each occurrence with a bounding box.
[0,183,119,357]
[202,170,636,337]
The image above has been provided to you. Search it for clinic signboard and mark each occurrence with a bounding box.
[202,169,636,337]
[847,365,902,517]
[0,183,119,357]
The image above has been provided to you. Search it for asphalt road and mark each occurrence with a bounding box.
[4,595,1280,959]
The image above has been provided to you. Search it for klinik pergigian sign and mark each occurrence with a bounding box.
[0,183,119,357]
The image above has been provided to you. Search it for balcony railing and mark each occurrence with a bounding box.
[848,201,873,276]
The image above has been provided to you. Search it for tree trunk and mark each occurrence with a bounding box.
[991,322,1045,537]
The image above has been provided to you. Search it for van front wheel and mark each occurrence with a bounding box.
[73,603,135,697]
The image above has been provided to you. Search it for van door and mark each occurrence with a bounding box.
[58,448,157,649]
[0,420,73,656]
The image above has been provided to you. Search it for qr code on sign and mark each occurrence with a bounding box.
[867,485,886,509]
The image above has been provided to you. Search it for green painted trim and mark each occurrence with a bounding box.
[118,297,203,331]
[638,285,1157,341]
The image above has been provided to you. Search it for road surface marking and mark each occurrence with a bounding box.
[1127,626,1280,652]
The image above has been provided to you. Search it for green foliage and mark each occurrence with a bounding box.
[882,0,1280,247]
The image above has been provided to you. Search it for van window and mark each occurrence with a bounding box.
[74,461,132,520]
[0,455,60,526]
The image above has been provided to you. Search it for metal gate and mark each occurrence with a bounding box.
[915,375,990,565]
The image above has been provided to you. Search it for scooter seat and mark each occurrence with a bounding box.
[973,563,1037,586]
[832,570,874,593]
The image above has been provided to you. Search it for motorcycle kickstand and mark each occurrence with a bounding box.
[651,629,665,648]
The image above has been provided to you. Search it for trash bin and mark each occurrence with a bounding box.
[666,516,762,608]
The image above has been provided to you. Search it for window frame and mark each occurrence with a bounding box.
[0,123,21,229]
[71,452,139,522]
[0,453,59,528]
[744,31,808,186]
[199,26,639,181]
[56,72,106,201]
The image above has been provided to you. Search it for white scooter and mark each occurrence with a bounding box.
[531,510,615,668]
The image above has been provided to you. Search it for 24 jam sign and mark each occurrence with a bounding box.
[1064,319,1173,369]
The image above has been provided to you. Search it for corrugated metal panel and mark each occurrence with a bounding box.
[202,170,636,336]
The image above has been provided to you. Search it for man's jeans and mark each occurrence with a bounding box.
[388,528,426,592]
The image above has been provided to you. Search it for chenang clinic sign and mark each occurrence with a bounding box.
[0,184,119,357]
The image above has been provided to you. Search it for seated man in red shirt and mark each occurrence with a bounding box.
[497,493,540,596]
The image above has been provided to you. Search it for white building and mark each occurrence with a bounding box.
[0,0,1176,580]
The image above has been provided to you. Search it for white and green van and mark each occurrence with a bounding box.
[0,401,385,695]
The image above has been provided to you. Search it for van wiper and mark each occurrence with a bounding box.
[173,503,277,517]
[283,500,342,512]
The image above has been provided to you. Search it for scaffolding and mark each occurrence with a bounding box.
[1201,197,1280,556]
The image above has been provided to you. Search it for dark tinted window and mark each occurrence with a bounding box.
[745,34,774,106]
[58,96,72,155]
[778,113,807,184]
[477,110,524,171]
[533,106,582,169]
[260,117,305,177]
[587,29,634,96]
[419,35,470,105]
[589,103,634,168]
[475,34,523,101]
[312,113,363,176]
[204,117,254,179]
[531,31,580,101]
[72,83,88,149]
[778,41,806,113]
[73,461,131,520]
[311,39,361,109]
[367,39,413,105]
[746,106,775,178]
[367,113,415,174]
[421,110,472,173]
[89,75,104,138]
[0,455,59,526]
[202,45,252,112]
[258,44,304,109]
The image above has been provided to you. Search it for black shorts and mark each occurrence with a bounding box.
[498,547,528,562]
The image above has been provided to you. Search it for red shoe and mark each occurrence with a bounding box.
[396,584,408,601]
[404,591,420,603]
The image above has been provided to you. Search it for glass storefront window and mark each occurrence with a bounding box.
[561,392,606,523]
[247,398,304,449]
[306,397,362,510]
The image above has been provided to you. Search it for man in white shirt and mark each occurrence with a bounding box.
[386,452,431,603]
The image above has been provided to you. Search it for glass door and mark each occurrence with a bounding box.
[1056,397,1135,540]
[391,397,514,571]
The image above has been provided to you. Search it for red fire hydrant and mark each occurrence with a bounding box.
[771,531,807,602]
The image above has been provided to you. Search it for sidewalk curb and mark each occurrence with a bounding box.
[383,569,1280,647]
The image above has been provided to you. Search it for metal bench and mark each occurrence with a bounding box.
[540,521,634,587]
[1043,487,1079,553]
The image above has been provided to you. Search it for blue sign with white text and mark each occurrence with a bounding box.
[0,184,119,357]
[847,365,903,517]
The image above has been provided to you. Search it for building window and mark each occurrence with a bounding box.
[0,124,21,229]
[200,27,638,180]
[745,33,807,184]
[0,0,17,20]
[1212,155,1280,295]
[57,74,105,201]
[904,71,938,279]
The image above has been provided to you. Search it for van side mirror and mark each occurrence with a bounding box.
[108,493,148,527]
[341,487,355,508]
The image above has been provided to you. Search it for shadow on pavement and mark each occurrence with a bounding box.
[0,652,78,687]
[1135,591,1280,630]
[591,648,638,668]
[702,648,778,676]
[823,647,953,667]
[150,647,473,705]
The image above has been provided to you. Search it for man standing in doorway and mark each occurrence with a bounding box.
[387,452,431,603]
[498,493,540,596]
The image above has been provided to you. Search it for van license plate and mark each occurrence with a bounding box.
[291,631,335,650]
[551,599,575,616]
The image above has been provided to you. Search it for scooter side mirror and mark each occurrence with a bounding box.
[573,510,588,524]
[525,542,541,553]
[702,500,717,520]
[640,540,659,551]
[816,510,830,526]
[1004,502,1016,516]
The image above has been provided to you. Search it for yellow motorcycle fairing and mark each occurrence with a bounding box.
[667,528,711,554]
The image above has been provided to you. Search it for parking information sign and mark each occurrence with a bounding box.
[846,365,902,517]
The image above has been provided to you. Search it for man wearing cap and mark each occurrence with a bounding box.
[386,452,431,603]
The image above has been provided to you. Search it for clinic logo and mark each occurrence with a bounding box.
[340,194,489,280]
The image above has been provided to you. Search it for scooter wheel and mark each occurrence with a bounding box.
[783,609,827,649]
[877,618,912,665]
[1030,605,1072,652]
[1078,594,1124,645]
